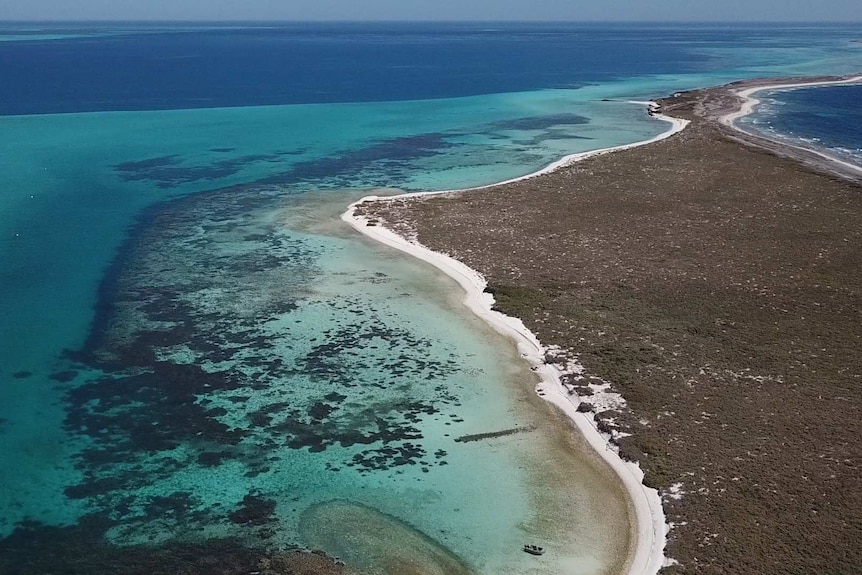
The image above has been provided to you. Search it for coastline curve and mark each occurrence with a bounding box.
[341,105,688,575]
[720,74,862,176]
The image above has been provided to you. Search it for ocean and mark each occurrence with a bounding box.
[0,22,860,574]
[743,83,862,168]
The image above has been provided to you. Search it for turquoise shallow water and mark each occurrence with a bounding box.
[0,91,667,376]
[1,90,649,573]
[1,22,861,575]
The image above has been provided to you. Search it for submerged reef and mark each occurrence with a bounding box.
[3,182,471,558]
[0,515,345,575]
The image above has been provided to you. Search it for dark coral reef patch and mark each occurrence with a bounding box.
[40,183,466,547]
[0,515,345,575]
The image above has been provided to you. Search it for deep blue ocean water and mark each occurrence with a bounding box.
[1,22,861,114]
[0,21,860,575]
[745,83,862,167]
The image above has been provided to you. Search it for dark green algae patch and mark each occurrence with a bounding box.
[0,515,347,575]
[0,182,477,572]
[1,503,468,575]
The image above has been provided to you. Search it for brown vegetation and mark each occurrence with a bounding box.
[362,81,862,574]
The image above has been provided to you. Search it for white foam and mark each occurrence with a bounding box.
[721,75,862,176]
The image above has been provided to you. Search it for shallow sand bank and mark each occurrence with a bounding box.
[349,76,862,574]
[307,190,635,575]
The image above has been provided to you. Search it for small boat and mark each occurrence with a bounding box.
[523,544,545,556]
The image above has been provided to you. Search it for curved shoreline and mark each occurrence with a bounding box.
[342,106,687,575]
[341,77,862,571]
[385,106,689,200]
[343,74,862,574]
[720,74,862,176]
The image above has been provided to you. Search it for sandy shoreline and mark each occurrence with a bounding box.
[720,74,862,127]
[371,105,689,201]
[343,74,862,574]
[343,205,665,574]
[343,103,687,575]
[720,75,862,176]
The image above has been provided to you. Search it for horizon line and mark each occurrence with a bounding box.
[2,18,862,25]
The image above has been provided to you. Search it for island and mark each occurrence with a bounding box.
[345,75,862,574]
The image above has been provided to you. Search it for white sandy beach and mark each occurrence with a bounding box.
[342,104,687,575]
